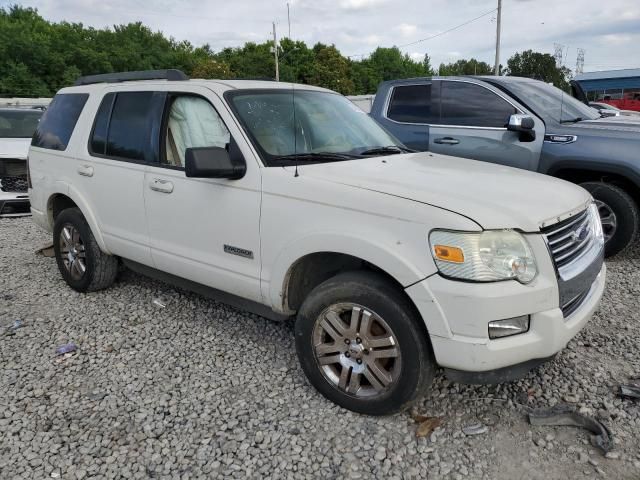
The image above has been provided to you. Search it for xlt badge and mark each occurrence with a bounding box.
[224,244,254,259]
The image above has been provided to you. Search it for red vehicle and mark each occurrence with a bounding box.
[573,68,640,113]
[598,91,640,112]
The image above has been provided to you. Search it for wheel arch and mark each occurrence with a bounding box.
[268,235,436,316]
[549,161,640,204]
[46,186,110,254]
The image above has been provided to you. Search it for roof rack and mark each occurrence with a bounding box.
[74,69,189,86]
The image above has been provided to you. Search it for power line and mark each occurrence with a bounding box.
[347,7,497,59]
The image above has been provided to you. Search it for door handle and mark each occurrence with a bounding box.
[434,137,460,145]
[149,178,174,194]
[77,165,94,177]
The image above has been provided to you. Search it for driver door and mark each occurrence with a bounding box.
[428,80,544,171]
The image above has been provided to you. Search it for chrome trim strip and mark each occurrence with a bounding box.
[544,134,578,144]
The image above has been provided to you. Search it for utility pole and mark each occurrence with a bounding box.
[272,21,279,82]
[287,3,291,38]
[494,0,502,75]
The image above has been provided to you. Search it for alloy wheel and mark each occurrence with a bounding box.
[59,224,87,280]
[595,199,617,243]
[312,303,401,398]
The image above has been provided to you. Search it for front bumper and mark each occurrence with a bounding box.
[406,261,606,376]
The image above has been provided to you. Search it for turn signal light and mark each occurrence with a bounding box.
[433,245,464,263]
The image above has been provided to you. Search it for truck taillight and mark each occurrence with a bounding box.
[26,156,32,189]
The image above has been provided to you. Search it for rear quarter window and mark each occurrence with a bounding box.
[32,93,89,151]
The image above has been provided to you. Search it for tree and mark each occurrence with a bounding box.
[438,58,493,76]
[191,59,232,79]
[505,50,572,90]
[308,44,354,94]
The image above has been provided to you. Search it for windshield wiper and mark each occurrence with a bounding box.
[358,145,415,156]
[560,117,584,124]
[271,152,361,163]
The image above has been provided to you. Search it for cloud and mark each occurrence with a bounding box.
[338,0,388,10]
[395,23,417,37]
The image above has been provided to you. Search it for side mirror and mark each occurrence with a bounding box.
[185,144,246,180]
[507,114,536,142]
[507,114,535,132]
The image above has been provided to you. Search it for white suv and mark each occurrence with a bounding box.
[29,70,606,415]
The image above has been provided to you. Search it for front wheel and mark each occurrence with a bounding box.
[580,182,639,257]
[295,271,435,415]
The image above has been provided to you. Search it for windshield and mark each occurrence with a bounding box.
[0,109,42,138]
[227,89,402,165]
[505,81,600,123]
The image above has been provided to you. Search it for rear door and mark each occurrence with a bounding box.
[83,90,164,265]
[428,79,544,171]
[377,83,435,151]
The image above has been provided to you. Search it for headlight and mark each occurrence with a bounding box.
[588,202,605,248]
[429,230,538,283]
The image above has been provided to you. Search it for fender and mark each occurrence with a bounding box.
[47,182,111,254]
[266,231,438,314]
[546,159,640,190]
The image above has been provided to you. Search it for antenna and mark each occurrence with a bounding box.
[272,22,280,81]
[287,2,291,38]
[292,83,299,177]
[576,48,585,75]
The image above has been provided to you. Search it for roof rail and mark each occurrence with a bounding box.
[74,69,189,86]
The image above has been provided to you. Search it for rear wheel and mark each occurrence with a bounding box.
[53,208,118,292]
[580,182,639,257]
[295,271,434,415]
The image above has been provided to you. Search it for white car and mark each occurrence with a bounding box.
[0,107,43,216]
[28,70,606,414]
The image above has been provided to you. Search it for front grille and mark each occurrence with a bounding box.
[542,209,593,269]
[561,288,590,317]
[0,175,28,193]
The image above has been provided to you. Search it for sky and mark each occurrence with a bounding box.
[11,0,640,73]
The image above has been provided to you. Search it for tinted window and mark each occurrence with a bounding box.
[440,81,516,128]
[387,85,437,123]
[90,93,115,155]
[106,92,154,161]
[0,110,42,138]
[32,93,88,150]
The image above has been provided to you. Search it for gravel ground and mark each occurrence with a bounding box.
[1,216,639,480]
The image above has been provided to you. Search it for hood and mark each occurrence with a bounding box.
[574,116,640,134]
[299,152,591,232]
[0,138,31,159]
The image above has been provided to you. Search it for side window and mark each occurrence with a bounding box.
[387,84,437,123]
[440,81,516,128]
[90,93,115,155]
[32,93,88,151]
[106,92,155,161]
[163,95,230,168]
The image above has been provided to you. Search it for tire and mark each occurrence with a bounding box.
[53,207,118,292]
[295,271,435,415]
[580,182,639,257]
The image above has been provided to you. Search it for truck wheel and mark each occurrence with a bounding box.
[53,207,118,292]
[580,182,639,257]
[295,271,434,415]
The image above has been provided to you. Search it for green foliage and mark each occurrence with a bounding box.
[0,5,479,97]
[505,50,572,90]
[438,58,493,76]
